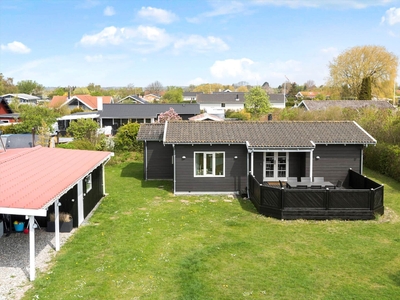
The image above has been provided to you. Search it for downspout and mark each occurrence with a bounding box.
[360,148,364,174]
[309,149,314,180]
[173,144,176,194]
[144,140,148,180]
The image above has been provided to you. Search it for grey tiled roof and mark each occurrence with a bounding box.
[196,93,246,104]
[99,103,200,118]
[299,100,395,111]
[160,121,376,148]
[268,93,285,104]
[137,123,165,141]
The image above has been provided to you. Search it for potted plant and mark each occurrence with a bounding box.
[46,212,73,232]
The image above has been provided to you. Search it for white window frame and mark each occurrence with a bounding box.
[85,174,92,193]
[194,151,225,177]
[263,152,289,181]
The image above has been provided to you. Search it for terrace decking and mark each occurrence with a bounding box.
[248,169,384,220]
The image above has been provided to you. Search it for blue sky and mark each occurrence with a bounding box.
[1,0,400,89]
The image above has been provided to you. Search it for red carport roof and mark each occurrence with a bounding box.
[0,146,113,216]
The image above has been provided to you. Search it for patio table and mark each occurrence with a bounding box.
[286,181,334,188]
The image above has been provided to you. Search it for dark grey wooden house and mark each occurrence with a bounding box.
[138,121,384,220]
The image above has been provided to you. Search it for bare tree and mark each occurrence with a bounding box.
[146,80,164,95]
[304,80,316,90]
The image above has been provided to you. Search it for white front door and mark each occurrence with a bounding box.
[264,152,289,181]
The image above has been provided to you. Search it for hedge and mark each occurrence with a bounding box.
[364,143,400,182]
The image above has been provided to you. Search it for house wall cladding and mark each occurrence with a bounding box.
[146,141,174,180]
[175,144,248,193]
[83,165,104,218]
[309,144,362,185]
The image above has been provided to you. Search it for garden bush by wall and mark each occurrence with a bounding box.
[364,143,400,182]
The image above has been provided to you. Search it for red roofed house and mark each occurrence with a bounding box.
[49,95,114,111]
[0,146,113,280]
[0,98,19,124]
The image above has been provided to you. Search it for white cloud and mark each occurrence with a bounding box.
[381,7,400,25]
[0,41,31,54]
[174,35,229,53]
[79,26,228,54]
[79,26,125,46]
[137,7,178,24]
[210,58,261,82]
[187,1,247,23]
[104,6,115,16]
[252,0,395,9]
[79,25,172,51]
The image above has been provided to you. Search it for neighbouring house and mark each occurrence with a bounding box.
[98,103,200,129]
[142,94,161,103]
[0,93,41,105]
[118,95,148,104]
[137,121,383,220]
[0,146,113,280]
[196,92,246,112]
[56,111,100,135]
[183,92,202,102]
[188,113,224,121]
[296,91,318,100]
[49,95,114,111]
[267,93,286,109]
[297,100,396,111]
[0,98,19,123]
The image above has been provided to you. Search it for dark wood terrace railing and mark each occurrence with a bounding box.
[248,169,384,220]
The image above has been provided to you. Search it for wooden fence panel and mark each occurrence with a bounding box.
[329,190,370,209]
[261,186,281,208]
[284,190,325,208]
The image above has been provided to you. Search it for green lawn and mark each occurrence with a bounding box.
[24,161,400,299]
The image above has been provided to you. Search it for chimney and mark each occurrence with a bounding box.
[236,94,239,101]
[32,127,36,147]
[97,97,103,111]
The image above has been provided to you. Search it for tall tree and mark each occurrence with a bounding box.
[146,80,164,95]
[161,87,183,103]
[0,73,18,94]
[17,80,44,96]
[193,83,224,94]
[358,77,372,100]
[304,80,316,90]
[244,86,271,118]
[12,105,59,133]
[328,45,398,99]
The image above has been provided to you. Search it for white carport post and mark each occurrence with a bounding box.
[309,149,314,180]
[28,216,35,281]
[54,199,60,251]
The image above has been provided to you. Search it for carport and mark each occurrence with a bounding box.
[0,146,113,280]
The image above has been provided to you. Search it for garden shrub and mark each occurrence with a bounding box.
[364,143,400,181]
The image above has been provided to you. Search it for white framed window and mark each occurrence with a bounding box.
[194,152,225,177]
[85,174,92,193]
[263,152,289,181]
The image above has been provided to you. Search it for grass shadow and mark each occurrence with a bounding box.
[389,271,400,287]
[236,196,258,215]
[120,162,173,193]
